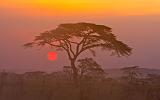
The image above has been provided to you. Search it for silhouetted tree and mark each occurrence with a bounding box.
[121,66,141,84]
[24,22,132,83]
[77,57,104,80]
[147,74,160,84]
[0,70,7,95]
[63,66,73,80]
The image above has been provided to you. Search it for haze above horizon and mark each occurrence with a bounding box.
[0,0,160,72]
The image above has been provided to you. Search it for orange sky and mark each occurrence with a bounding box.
[1,0,160,71]
[1,0,160,16]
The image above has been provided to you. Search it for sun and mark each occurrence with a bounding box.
[48,52,57,61]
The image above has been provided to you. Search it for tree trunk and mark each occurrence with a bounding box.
[71,59,85,100]
[71,59,79,85]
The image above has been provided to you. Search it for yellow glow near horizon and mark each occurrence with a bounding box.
[1,0,160,16]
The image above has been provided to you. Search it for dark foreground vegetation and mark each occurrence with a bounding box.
[0,67,160,100]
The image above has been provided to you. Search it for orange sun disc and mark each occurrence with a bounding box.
[48,52,57,61]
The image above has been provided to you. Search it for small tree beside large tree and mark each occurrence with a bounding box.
[24,22,132,83]
[77,57,105,81]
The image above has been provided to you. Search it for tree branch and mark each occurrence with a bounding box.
[47,41,72,60]
[76,32,92,55]
[46,42,62,48]
[65,40,75,57]
[67,40,79,44]
[76,43,111,58]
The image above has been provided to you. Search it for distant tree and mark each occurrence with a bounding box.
[121,66,141,83]
[147,74,160,84]
[24,22,132,83]
[146,74,160,100]
[63,66,73,80]
[77,57,104,80]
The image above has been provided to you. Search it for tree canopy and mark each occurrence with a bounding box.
[24,22,132,59]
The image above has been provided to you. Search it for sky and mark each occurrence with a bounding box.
[1,0,160,17]
[0,0,160,73]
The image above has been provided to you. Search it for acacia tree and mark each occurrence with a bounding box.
[24,22,132,82]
